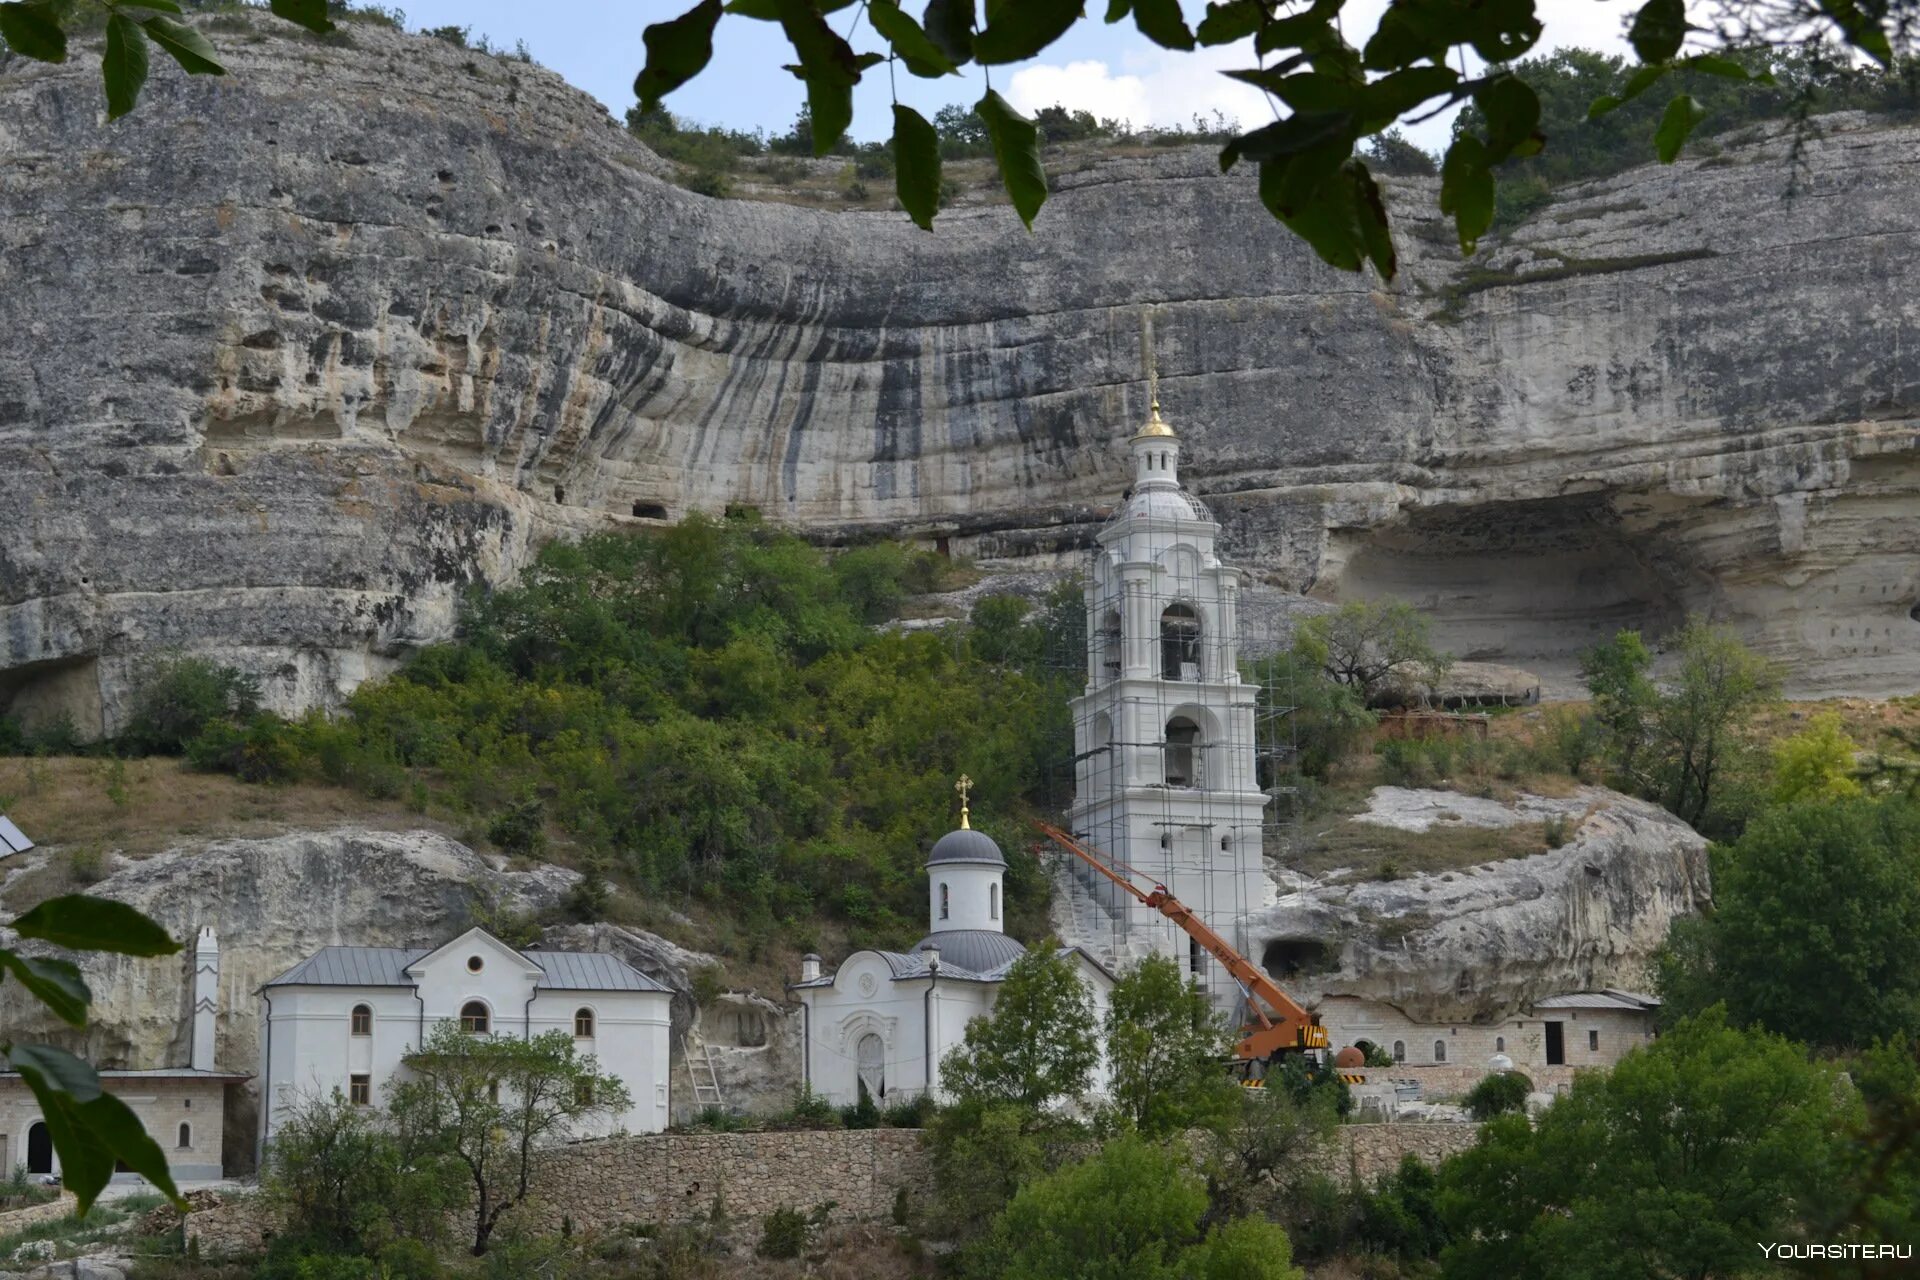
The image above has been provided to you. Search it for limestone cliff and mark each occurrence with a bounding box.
[1246,786,1712,1021]
[3,15,1917,733]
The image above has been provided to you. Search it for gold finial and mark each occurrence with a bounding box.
[1132,308,1177,440]
[954,774,973,830]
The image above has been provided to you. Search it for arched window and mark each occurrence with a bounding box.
[1098,610,1122,681]
[574,1008,595,1038]
[1433,1040,1447,1063]
[1495,1035,1505,1053]
[857,1032,886,1101]
[989,884,1000,920]
[1392,1041,1406,1063]
[177,1122,191,1150]
[460,1001,490,1035]
[1160,603,1202,680]
[939,883,950,920]
[1164,715,1202,788]
[350,1004,372,1036]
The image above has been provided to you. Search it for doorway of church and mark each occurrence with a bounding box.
[26,1120,52,1174]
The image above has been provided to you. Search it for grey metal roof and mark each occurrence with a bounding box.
[911,930,1026,975]
[262,945,667,994]
[0,815,32,855]
[926,827,1006,867]
[527,949,671,993]
[1533,990,1660,1011]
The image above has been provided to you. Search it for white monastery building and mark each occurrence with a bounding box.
[258,927,672,1154]
[792,780,1115,1107]
[0,926,245,1184]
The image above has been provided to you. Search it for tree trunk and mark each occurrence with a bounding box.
[471,1187,491,1255]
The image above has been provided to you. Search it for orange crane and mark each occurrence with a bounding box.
[1035,822,1329,1067]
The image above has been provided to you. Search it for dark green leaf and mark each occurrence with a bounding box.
[1478,74,1542,162]
[775,0,862,154]
[126,0,182,11]
[1354,64,1456,130]
[1685,53,1768,81]
[1130,0,1193,49]
[102,15,149,121]
[869,0,955,76]
[1219,110,1352,171]
[1628,0,1686,63]
[972,0,1081,65]
[1440,134,1493,255]
[1257,5,1340,56]
[977,89,1048,229]
[14,1056,182,1214]
[1196,0,1262,44]
[1260,157,1396,278]
[727,0,857,15]
[139,15,223,75]
[1814,0,1891,65]
[0,952,90,1027]
[267,0,333,33]
[1105,0,1132,20]
[892,103,942,231]
[636,0,724,111]
[1363,0,1448,70]
[922,0,975,62]
[1588,61,1669,118]
[1654,92,1705,162]
[1463,0,1541,63]
[7,1043,103,1102]
[14,896,180,957]
[0,2,66,62]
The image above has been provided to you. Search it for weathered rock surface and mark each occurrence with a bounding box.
[3,15,1918,732]
[1249,786,1711,1021]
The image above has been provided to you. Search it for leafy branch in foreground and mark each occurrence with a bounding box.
[636,0,1910,277]
[0,894,185,1213]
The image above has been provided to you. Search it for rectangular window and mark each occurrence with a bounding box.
[349,1074,371,1106]
[1588,1029,1600,1052]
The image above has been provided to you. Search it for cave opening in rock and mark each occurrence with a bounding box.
[1262,938,1337,978]
[1319,494,1690,680]
[632,501,670,520]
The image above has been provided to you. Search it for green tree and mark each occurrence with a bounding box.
[1657,798,1920,1048]
[926,1100,1054,1240]
[1771,710,1864,805]
[1579,628,1657,780]
[1104,955,1239,1137]
[121,655,262,756]
[975,1134,1302,1280]
[1437,1009,1858,1280]
[941,945,1098,1113]
[1652,618,1780,826]
[263,1088,461,1254]
[1293,600,1448,707]
[1244,649,1375,780]
[390,1023,630,1254]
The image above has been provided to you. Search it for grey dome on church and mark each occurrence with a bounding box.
[911,929,1026,975]
[926,827,1006,867]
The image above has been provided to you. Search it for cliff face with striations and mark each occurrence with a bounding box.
[3,15,1917,733]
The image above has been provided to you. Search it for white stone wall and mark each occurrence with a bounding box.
[927,862,1003,934]
[1317,995,1658,1075]
[0,1076,229,1183]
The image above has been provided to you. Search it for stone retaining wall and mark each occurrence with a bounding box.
[181,1122,1480,1253]
[0,1193,77,1237]
[1319,1124,1482,1183]
[516,1128,931,1235]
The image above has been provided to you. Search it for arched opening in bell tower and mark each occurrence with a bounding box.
[1098,610,1122,683]
[1164,715,1202,788]
[1160,603,1202,680]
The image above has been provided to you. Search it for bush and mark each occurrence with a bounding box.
[486,798,548,857]
[840,1082,880,1130]
[1463,1070,1532,1120]
[187,713,303,782]
[882,1093,935,1128]
[756,1205,811,1259]
[121,656,261,756]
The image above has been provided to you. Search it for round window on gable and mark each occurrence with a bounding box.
[467,955,484,974]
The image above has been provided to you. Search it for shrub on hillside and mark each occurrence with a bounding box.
[1463,1071,1532,1120]
[122,656,260,756]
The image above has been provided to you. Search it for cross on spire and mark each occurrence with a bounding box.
[955,774,973,830]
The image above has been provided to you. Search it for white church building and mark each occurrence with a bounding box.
[791,783,1115,1107]
[257,927,673,1154]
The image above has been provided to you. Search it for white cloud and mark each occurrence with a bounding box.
[1004,0,1641,152]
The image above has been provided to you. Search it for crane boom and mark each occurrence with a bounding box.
[1035,822,1327,1062]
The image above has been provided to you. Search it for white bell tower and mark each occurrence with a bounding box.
[1066,317,1269,1011]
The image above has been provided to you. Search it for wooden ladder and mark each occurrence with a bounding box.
[685,1033,725,1110]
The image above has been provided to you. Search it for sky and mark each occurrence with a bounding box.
[396,0,1642,151]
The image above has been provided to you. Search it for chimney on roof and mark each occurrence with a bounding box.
[191,925,219,1072]
[800,954,821,983]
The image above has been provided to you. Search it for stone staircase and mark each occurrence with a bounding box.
[1048,853,1149,974]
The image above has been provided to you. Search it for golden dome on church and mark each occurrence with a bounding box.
[1131,402,1177,441]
